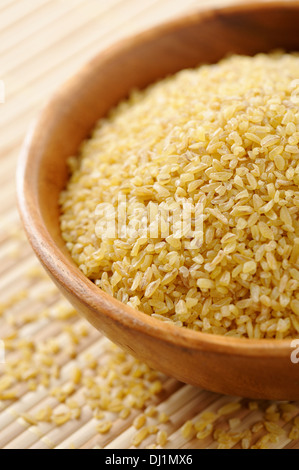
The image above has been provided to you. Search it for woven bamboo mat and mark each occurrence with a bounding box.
[1,0,299,450]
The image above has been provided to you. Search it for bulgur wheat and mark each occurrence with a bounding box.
[60,52,299,339]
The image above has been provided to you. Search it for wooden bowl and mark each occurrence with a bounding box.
[17,1,299,400]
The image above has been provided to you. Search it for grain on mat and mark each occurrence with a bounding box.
[1,221,299,449]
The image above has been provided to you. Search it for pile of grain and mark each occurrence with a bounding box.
[60,52,299,339]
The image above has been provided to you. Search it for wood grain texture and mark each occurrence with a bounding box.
[1,0,299,449]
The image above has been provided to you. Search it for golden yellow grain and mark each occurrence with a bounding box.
[0,376,14,393]
[197,279,215,289]
[196,425,213,440]
[181,420,194,439]
[145,406,157,417]
[241,437,251,449]
[96,421,112,434]
[264,421,285,436]
[71,367,82,385]
[20,413,38,426]
[133,414,146,430]
[156,430,168,447]
[291,300,299,316]
[158,412,169,424]
[0,391,18,400]
[132,428,149,447]
[120,408,131,419]
[147,425,158,435]
[35,407,52,422]
[218,402,241,416]
[53,411,72,426]
[60,52,299,340]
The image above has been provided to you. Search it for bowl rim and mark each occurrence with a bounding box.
[17,0,299,359]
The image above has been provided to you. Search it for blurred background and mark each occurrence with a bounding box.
[0,0,284,218]
[0,0,242,264]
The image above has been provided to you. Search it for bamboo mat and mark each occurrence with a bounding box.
[1,0,299,450]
